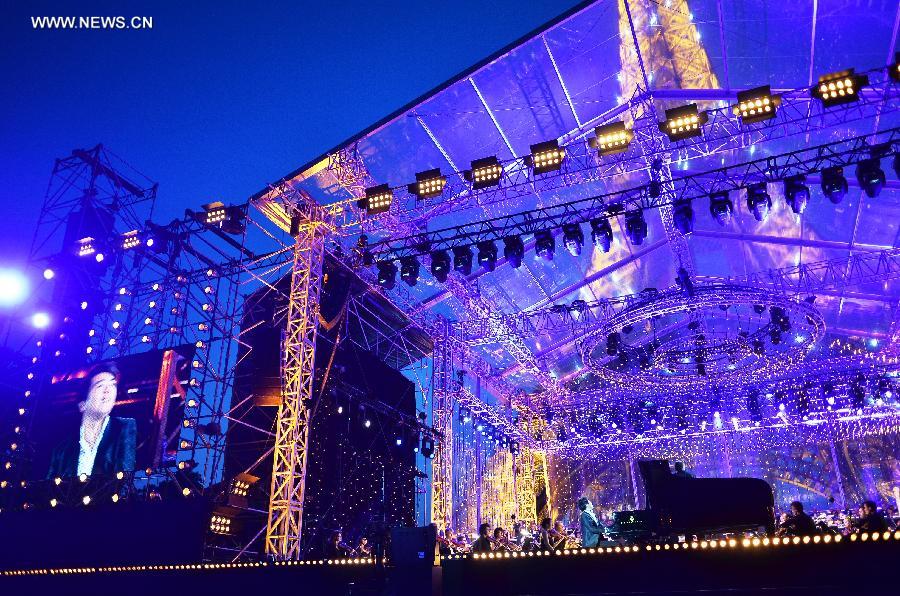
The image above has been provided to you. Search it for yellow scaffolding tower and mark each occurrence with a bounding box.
[262,193,331,559]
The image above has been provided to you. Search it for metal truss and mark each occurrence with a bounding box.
[514,447,537,523]
[444,275,561,396]
[430,321,454,531]
[8,147,290,527]
[365,126,900,261]
[451,248,900,346]
[315,144,557,402]
[324,66,898,237]
[29,144,158,263]
[264,195,331,559]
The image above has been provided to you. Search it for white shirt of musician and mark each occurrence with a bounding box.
[585,508,599,525]
[77,416,110,476]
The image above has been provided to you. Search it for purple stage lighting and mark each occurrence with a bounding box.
[31,311,50,329]
[784,176,810,215]
[709,192,733,225]
[0,269,30,307]
[746,184,772,222]
[624,211,648,245]
[590,218,613,252]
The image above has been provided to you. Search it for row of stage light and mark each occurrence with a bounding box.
[373,153,899,290]
[1,558,376,577]
[363,63,900,290]
[47,201,246,269]
[358,64,900,217]
[7,532,897,577]
[450,531,900,563]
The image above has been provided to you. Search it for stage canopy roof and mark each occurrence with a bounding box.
[256,0,900,409]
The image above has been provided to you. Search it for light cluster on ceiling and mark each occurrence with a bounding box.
[363,63,899,289]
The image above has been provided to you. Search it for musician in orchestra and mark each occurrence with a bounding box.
[577,497,605,548]
[472,522,494,553]
[673,461,694,479]
[512,521,533,550]
[537,517,553,551]
[847,500,890,534]
[777,501,817,537]
[549,521,569,550]
[356,536,372,557]
[325,530,351,558]
[493,527,512,551]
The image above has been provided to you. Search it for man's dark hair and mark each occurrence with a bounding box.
[577,497,589,511]
[478,522,490,536]
[87,361,121,385]
[790,501,804,512]
[540,517,552,530]
[862,500,877,511]
[674,461,685,472]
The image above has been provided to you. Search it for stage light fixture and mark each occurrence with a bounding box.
[891,52,900,82]
[813,69,868,107]
[430,250,451,283]
[476,240,498,272]
[623,211,647,245]
[201,201,227,225]
[589,218,613,252]
[421,436,435,459]
[660,104,707,141]
[821,167,848,204]
[409,168,446,199]
[528,140,564,174]
[784,175,810,215]
[855,158,885,198]
[709,192,733,226]
[503,236,525,268]
[673,200,694,234]
[399,256,420,286]
[31,311,50,329]
[77,237,96,257]
[376,261,397,290]
[746,183,772,222]
[359,184,393,215]
[534,230,556,261]
[42,268,55,280]
[589,121,633,156]
[452,246,473,275]
[562,224,584,257]
[210,509,238,536]
[228,473,259,506]
[732,85,781,124]
[121,230,142,250]
[466,156,503,189]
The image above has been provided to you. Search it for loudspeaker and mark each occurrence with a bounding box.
[390,525,438,567]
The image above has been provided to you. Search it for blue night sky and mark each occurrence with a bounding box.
[1,0,583,267]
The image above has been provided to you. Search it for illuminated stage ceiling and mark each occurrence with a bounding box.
[260,0,900,403]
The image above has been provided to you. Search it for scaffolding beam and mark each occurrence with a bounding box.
[264,205,329,559]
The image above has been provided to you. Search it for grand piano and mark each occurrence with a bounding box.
[610,460,775,539]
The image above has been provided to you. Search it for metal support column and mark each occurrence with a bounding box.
[265,210,328,559]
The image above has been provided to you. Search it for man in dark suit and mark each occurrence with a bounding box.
[578,497,605,548]
[778,501,817,537]
[47,363,136,479]
[471,523,493,553]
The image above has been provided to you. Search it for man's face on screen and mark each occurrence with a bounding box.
[83,372,118,417]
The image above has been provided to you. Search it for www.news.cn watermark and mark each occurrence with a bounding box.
[31,16,153,30]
